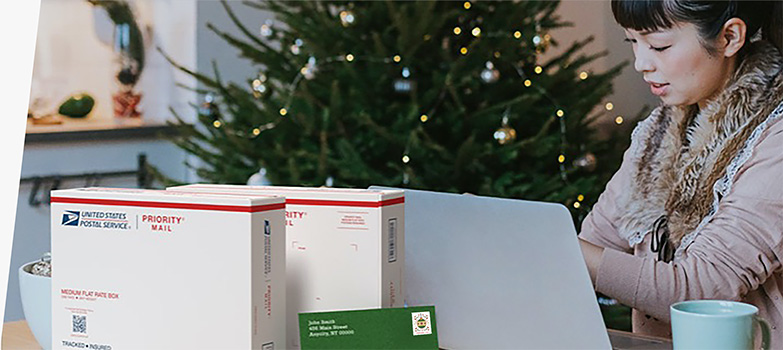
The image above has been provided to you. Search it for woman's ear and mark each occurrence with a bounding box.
[722,17,747,57]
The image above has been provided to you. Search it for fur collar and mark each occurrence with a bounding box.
[617,41,783,260]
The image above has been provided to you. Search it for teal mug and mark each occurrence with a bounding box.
[670,300,770,350]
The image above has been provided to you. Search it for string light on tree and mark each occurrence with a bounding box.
[393,54,401,63]
[453,27,462,35]
[345,53,355,62]
[524,79,532,87]
[463,1,471,10]
[534,66,543,74]
[556,109,565,118]
[615,115,624,124]
[513,31,522,39]
[471,27,481,37]
[605,102,614,111]
[579,71,589,80]
[460,47,468,55]
[213,120,222,128]
[402,155,410,164]
[279,108,288,116]
[420,114,429,123]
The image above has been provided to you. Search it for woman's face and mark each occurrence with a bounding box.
[624,22,734,108]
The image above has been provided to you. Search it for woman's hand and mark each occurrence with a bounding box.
[579,238,604,286]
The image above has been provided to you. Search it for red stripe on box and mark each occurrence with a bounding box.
[50,197,286,213]
[286,197,404,207]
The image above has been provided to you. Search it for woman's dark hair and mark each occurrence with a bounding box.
[611,0,783,55]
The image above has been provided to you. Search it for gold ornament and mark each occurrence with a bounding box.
[493,115,517,145]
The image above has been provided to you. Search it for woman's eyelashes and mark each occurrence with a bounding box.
[623,38,671,52]
[650,45,671,52]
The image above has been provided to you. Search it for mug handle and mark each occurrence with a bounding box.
[755,316,771,350]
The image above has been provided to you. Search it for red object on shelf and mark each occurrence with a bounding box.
[112,89,142,118]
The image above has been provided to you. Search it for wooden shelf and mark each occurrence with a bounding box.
[24,117,179,144]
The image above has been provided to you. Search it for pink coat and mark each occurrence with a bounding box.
[580,109,783,343]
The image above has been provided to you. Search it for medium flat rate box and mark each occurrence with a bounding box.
[168,185,404,349]
[50,188,286,350]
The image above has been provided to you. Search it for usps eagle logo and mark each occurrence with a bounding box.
[411,311,432,336]
[62,211,80,226]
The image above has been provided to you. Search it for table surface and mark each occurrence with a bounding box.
[1,320,670,350]
[2,321,41,350]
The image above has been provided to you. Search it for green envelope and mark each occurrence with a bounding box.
[299,306,438,349]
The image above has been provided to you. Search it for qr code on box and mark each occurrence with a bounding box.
[72,314,87,334]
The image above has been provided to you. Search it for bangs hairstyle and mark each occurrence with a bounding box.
[611,0,780,55]
[612,0,680,32]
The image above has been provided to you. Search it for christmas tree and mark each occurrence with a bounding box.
[164,0,634,223]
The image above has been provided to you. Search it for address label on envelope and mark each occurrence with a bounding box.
[299,306,438,349]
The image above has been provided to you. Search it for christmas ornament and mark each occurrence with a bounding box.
[573,152,597,171]
[533,33,551,52]
[30,252,52,277]
[260,19,273,37]
[493,116,517,145]
[199,94,220,120]
[58,93,95,118]
[480,61,500,83]
[247,168,271,186]
[394,67,415,93]
[339,10,355,27]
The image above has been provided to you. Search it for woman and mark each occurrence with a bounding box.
[578,0,783,342]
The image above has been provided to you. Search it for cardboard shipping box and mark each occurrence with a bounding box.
[168,185,404,349]
[51,188,286,350]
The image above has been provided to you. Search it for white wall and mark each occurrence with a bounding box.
[5,0,196,322]
[29,0,197,124]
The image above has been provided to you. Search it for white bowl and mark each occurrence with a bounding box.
[19,261,51,350]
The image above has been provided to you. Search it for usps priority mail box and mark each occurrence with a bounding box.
[51,188,286,350]
[167,185,404,349]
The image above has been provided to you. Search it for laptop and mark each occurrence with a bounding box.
[369,186,612,349]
